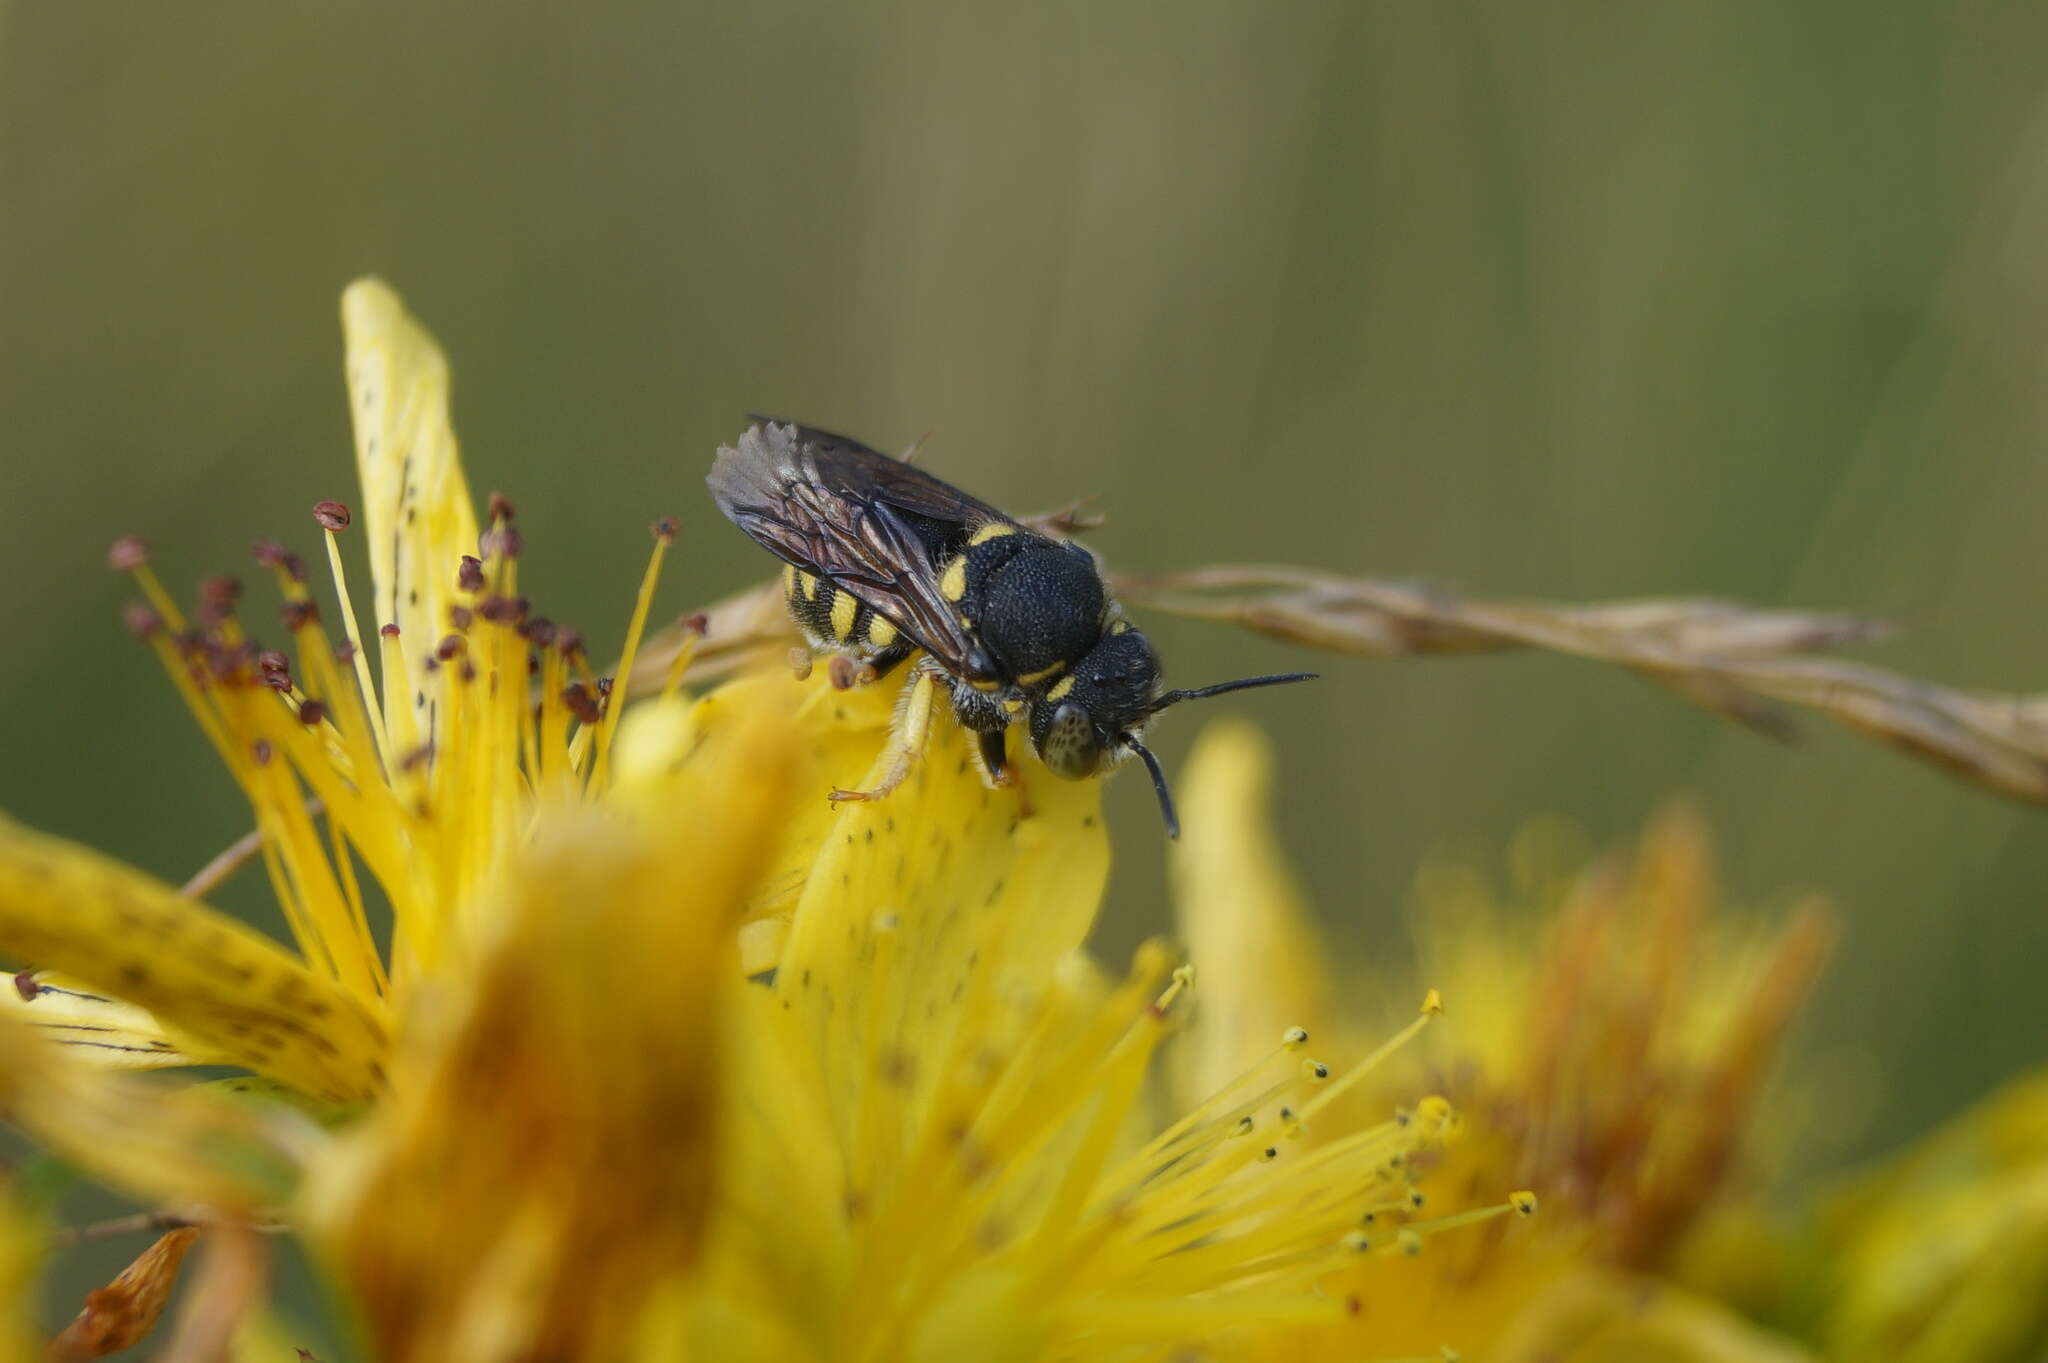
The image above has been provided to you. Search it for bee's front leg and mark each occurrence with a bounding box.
[975,730,1016,788]
[829,659,944,806]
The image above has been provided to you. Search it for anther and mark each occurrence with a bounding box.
[827,656,860,690]
[280,599,320,630]
[1398,1229,1423,1256]
[107,536,150,572]
[13,971,39,1002]
[379,623,400,638]
[280,551,308,583]
[335,641,358,665]
[297,699,328,726]
[1420,988,1444,1016]
[251,739,274,765]
[1282,1026,1310,1049]
[312,500,353,532]
[477,595,521,624]
[197,575,242,624]
[205,639,255,681]
[554,628,584,659]
[481,525,523,559]
[521,618,556,647]
[684,611,709,635]
[1259,1146,1279,1162]
[1409,1190,1426,1209]
[121,602,163,639]
[457,556,486,593]
[1510,1190,1538,1217]
[250,539,286,568]
[487,491,517,523]
[563,683,600,725]
[1342,1230,1371,1253]
[1234,1116,1254,1136]
[1304,1060,1330,1081]
[651,515,678,541]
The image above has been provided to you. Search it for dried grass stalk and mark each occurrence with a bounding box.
[631,555,2048,806]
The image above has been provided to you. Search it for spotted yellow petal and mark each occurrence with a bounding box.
[774,682,1109,1198]
[1169,718,1338,1103]
[0,815,387,1102]
[340,276,479,725]
[308,711,794,1363]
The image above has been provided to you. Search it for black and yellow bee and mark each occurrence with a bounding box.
[708,418,1312,836]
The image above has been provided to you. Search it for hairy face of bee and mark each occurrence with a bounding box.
[1027,629,1163,780]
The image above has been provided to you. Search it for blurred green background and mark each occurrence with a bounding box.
[3,0,2043,1234]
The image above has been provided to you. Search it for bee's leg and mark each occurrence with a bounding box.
[829,662,941,805]
[864,643,915,682]
[827,642,915,691]
[975,730,1017,789]
[788,647,815,681]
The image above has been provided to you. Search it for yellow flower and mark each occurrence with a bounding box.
[1171,719,1835,1362]
[0,282,1533,1361]
[1814,1069,2048,1363]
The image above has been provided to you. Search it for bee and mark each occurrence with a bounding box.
[707,418,1313,836]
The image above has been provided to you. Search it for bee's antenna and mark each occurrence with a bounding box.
[1148,672,1318,714]
[1126,737,1181,839]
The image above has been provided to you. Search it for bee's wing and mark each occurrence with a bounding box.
[709,420,1010,679]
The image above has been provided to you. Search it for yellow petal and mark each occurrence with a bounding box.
[1824,1069,2048,1363]
[0,1179,38,1363]
[0,814,387,1102]
[1489,1268,1816,1362]
[0,972,198,1070]
[340,277,479,724]
[773,680,1108,1199]
[1168,718,1337,1103]
[610,665,902,931]
[0,1013,310,1212]
[308,711,794,1363]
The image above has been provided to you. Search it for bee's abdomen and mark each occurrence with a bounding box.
[783,564,899,652]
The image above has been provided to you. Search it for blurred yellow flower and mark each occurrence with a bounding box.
[1171,720,1836,1362]
[1819,1069,2048,1363]
[0,282,1533,1361]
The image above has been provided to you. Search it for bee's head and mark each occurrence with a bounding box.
[1027,628,1316,838]
[1028,628,1161,782]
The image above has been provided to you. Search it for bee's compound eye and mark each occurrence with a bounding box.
[1039,702,1102,779]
